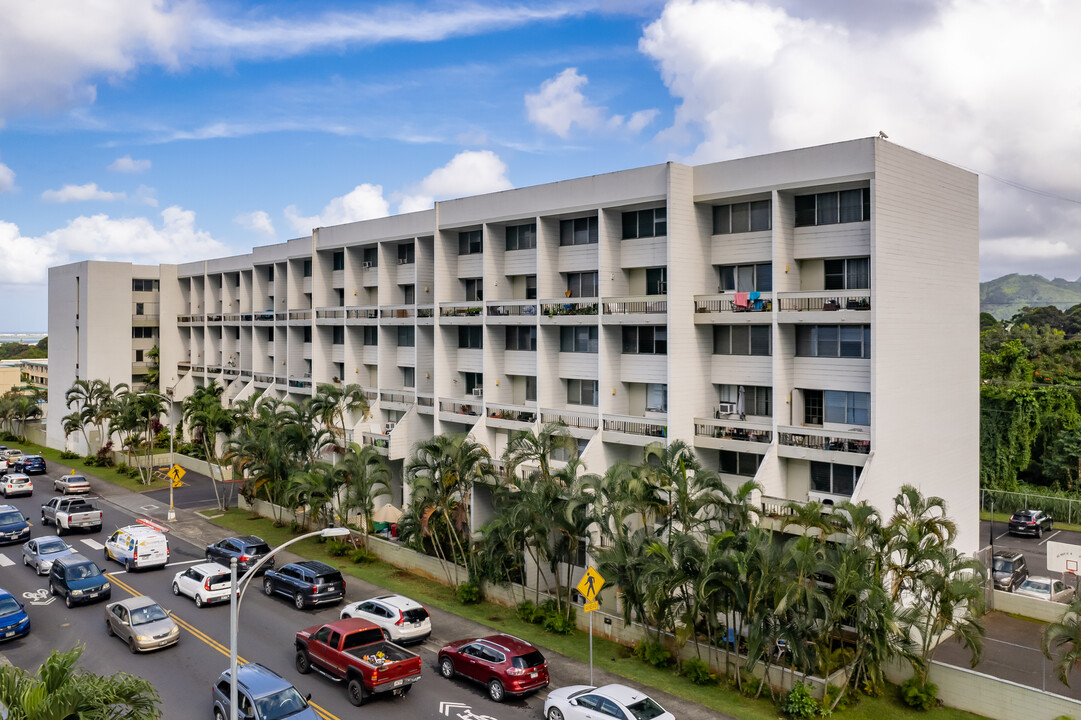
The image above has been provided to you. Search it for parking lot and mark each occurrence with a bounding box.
[980,518,1081,578]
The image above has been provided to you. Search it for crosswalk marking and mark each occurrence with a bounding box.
[81,539,104,550]
[0,554,14,567]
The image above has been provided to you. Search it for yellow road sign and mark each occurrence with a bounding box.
[584,601,599,613]
[576,567,605,602]
[167,465,186,487]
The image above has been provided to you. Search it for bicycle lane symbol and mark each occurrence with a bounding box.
[22,588,55,606]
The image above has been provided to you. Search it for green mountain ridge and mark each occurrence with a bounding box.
[980,273,1081,319]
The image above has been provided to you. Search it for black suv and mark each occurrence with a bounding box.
[48,553,111,608]
[1008,509,1053,538]
[205,535,274,575]
[992,549,1029,591]
[262,561,345,609]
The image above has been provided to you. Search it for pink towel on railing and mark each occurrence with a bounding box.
[734,292,750,308]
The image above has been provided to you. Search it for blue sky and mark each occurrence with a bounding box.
[1,0,1080,331]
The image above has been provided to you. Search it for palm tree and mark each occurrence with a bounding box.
[0,644,161,719]
[183,382,238,510]
[503,422,576,485]
[644,439,726,542]
[336,442,391,549]
[311,383,370,448]
[283,461,341,530]
[224,398,298,524]
[1043,596,1081,686]
[65,379,124,453]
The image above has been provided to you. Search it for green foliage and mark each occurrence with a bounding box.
[516,600,537,623]
[59,450,79,460]
[0,340,47,360]
[542,609,576,635]
[633,640,673,668]
[782,682,825,718]
[349,548,376,564]
[899,677,939,711]
[325,540,351,557]
[0,432,18,442]
[455,580,482,605]
[680,657,714,685]
[980,273,1081,321]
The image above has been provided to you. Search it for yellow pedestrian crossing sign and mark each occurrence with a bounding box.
[576,567,605,602]
[167,464,186,488]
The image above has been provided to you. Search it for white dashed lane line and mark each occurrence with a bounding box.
[80,539,104,550]
[0,554,13,567]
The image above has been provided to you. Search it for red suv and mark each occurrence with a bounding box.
[437,634,549,702]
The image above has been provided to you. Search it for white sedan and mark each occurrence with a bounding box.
[544,684,674,720]
[339,594,431,644]
[1016,576,1075,603]
[54,474,91,494]
[1,473,31,498]
[171,562,233,607]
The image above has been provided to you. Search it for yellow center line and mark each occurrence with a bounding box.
[104,573,342,720]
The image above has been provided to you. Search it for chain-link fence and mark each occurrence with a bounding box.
[980,488,1081,525]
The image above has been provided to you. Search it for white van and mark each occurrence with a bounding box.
[104,525,170,571]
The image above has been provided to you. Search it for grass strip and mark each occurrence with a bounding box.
[6,440,173,493]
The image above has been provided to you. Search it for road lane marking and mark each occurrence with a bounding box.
[81,539,104,550]
[0,554,13,567]
[1040,530,1061,546]
[994,531,1010,541]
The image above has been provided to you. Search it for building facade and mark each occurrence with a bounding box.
[46,138,980,554]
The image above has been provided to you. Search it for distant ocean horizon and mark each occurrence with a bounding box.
[0,333,46,344]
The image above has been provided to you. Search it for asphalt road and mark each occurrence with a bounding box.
[980,518,1081,578]
[0,468,546,720]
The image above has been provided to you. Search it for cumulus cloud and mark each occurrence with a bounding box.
[525,68,659,138]
[0,206,227,285]
[0,161,13,194]
[42,183,125,203]
[397,150,513,213]
[285,184,390,234]
[235,210,275,236]
[108,155,151,173]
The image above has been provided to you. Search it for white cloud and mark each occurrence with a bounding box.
[285,184,390,234]
[0,160,13,194]
[981,238,1076,261]
[41,182,125,203]
[525,68,660,138]
[108,155,151,173]
[235,210,275,236]
[397,150,513,213]
[0,206,227,285]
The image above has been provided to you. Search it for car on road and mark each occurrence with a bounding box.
[263,560,345,609]
[172,562,232,607]
[991,550,1029,592]
[205,535,274,575]
[1015,576,1075,603]
[1,472,32,498]
[22,535,74,575]
[1008,509,1054,537]
[438,633,549,702]
[340,594,431,644]
[48,553,111,608]
[212,663,320,720]
[54,474,91,494]
[3,450,23,466]
[104,524,170,571]
[544,684,675,720]
[0,588,30,642]
[105,596,180,653]
[0,505,30,545]
[12,455,46,474]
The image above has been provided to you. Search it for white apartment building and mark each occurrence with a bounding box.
[47,138,980,554]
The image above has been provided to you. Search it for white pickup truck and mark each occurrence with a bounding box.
[40,496,103,534]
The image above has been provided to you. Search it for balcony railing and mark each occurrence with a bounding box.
[380,390,415,406]
[602,296,667,315]
[761,495,798,518]
[778,427,870,454]
[380,305,415,319]
[439,302,484,318]
[417,393,435,408]
[223,313,243,322]
[487,301,539,317]
[253,373,275,384]
[694,418,773,443]
[540,408,599,430]
[417,305,434,318]
[777,290,871,312]
[316,308,345,320]
[288,310,312,321]
[439,399,482,417]
[253,311,275,321]
[540,299,599,317]
[346,306,379,320]
[287,377,312,390]
[360,387,379,401]
[178,362,191,372]
[362,431,390,450]
[603,413,667,438]
[486,403,538,424]
[694,292,774,313]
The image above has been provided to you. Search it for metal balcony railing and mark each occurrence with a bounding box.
[776,290,871,312]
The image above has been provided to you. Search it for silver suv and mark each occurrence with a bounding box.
[212,664,319,720]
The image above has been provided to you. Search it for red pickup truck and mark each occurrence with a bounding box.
[295,618,422,706]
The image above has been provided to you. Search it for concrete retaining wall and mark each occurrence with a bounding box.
[992,589,1069,623]
[110,450,233,482]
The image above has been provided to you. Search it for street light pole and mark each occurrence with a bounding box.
[228,526,350,720]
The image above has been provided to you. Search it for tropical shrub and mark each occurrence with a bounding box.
[680,657,713,685]
[325,541,350,557]
[782,682,823,718]
[456,580,482,605]
[633,640,672,668]
[59,450,79,460]
[349,548,376,564]
[900,677,938,710]
[542,611,576,635]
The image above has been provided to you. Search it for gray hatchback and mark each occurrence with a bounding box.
[212,664,319,720]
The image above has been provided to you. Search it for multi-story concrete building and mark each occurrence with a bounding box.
[46,138,980,553]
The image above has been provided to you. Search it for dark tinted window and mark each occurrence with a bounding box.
[402,607,429,623]
[246,543,270,554]
[512,650,545,669]
[315,572,343,584]
[626,697,667,720]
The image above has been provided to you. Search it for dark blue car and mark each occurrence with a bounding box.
[13,455,46,474]
[0,505,30,545]
[0,588,30,641]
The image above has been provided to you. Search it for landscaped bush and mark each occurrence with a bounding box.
[116,462,130,474]
[95,441,115,467]
[900,677,939,711]
[782,682,824,718]
[456,580,482,605]
[59,450,79,460]
[633,640,673,669]
[82,455,99,467]
[680,657,713,686]
[515,600,536,623]
[349,548,376,564]
[542,610,576,635]
[326,541,350,557]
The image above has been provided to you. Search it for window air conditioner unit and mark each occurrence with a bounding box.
[472,387,484,397]
[716,402,736,416]
[363,261,374,269]
[384,422,396,433]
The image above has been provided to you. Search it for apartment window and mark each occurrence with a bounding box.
[302,326,312,343]
[397,243,415,264]
[622,326,667,355]
[718,263,772,292]
[463,278,483,302]
[332,326,344,345]
[525,376,537,402]
[132,279,159,291]
[458,326,483,349]
[567,379,599,406]
[302,259,312,277]
[824,257,870,290]
[463,372,483,394]
[335,362,344,380]
[459,230,483,255]
[397,326,415,347]
[525,275,537,300]
[131,327,157,339]
[795,188,871,227]
[566,272,598,298]
[402,366,415,388]
[332,251,345,271]
[646,267,667,295]
[795,326,871,358]
[234,327,240,339]
[505,326,536,351]
[560,326,598,353]
[267,266,274,280]
[645,383,668,412]
[719,450,762,477]
[403,285,415,304]
[810,462,857,496]
[560,216,598,246]
[135,303,144,315]
[719,385,772,416]
[135,350,144,362]
[362,247,378,268]
[804,390,823,425]
[267,328,274,341]
[622,207,667,239]
[363,327,378,345]
[506,223,537,251]
[713,199,771,234]
[713,326,771,356]
[824,390,870,426]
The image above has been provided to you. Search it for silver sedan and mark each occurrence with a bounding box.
[54,474,91,494]
[104,596,180,653]
[22,536,74,575]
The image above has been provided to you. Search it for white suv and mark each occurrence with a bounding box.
[340,594,431,644]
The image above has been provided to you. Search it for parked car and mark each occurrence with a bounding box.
[1,473,32,498]
[104,524,169,571]
[991,550,1029,591]
[48,553,111,608]
[205,535,274,575]
[263,561,345,609]
[0,588,30,642]
[340,594,431,644]
[212,663,320,720]
[172,562,232,607]
[54,474,91,495]
[12,455,46,474]
[41,496,103,534]
[544,684,675,720]
[105,595,180,653]
[438,633,549,702]
[22,535,74,575]
[0,505,30,545]
[4,450,23,466]
[1016,576,1075,603]
[1008,509,1054,537]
